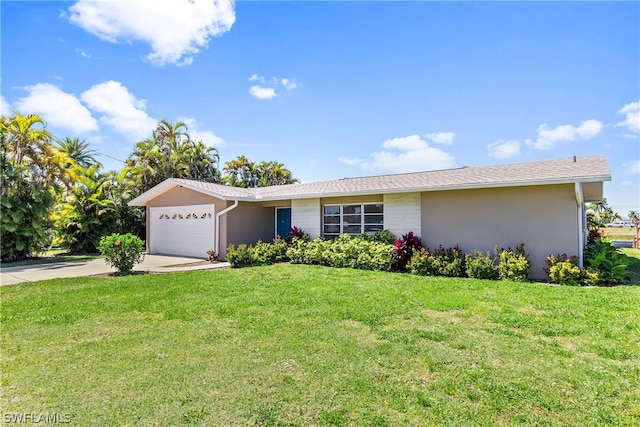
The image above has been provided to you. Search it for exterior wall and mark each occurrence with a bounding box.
[383,192,422,238]
[320,195,383,204]
[420,184,578,280]
[225,201,275,255]
[292,198,321,239]
[144,186,227,254]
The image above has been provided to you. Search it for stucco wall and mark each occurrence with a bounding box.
[226,201,275,252]
[420,184,578,280]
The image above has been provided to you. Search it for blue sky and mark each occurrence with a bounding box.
[2,1,639,215]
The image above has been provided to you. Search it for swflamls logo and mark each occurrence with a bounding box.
[4,413,71,424]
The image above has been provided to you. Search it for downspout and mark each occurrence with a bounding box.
[575,182,585,269]
[215,199,239,255]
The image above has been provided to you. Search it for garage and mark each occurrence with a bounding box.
[149,204,215,258]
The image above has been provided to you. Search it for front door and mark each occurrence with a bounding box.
[276,208,292,238]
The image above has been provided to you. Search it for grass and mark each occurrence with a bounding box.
[1,265,639,426]
[601,227,637,241]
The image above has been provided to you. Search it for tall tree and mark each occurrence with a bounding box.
[0,112,72,261]
[125,119,221,195]
[55,137,99,168]
[223,156,297,188]
[52,164,116,253]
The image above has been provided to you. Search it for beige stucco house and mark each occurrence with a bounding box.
[128,155,610,279]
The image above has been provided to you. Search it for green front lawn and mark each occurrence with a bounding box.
[2,265,639,426]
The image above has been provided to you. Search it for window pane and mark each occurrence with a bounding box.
[343,214,361,225]
[343,205,361,215]
[364,215,384,224]
[364,224,384,233]
[324,205,340,215]
[324,224,340,234]
[364,204,383,214]
[324,215,340,224]
[343,225,362,234]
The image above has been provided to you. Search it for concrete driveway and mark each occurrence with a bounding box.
[0,254,230,286]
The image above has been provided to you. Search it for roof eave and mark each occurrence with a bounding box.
[257,175,612,201]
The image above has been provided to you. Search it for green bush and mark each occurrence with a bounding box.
[408,245,465,277]
[225,244,255,268]
[584,238,628,285]
[252,238,289,265]
[545,254,581,286]
[98,233,145,274]
[465,251,499,280]
[497,244,531,282]
[285,234,392,271]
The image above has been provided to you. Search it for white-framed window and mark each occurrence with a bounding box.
[322,203,384,238]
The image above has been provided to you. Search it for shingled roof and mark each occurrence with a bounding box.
[129,156,610,205]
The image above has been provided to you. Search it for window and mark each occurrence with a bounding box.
[322,203,383,238]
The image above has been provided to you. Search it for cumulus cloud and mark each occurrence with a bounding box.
[1,93,11,116]
[340,134,455,173]
[80,80,156,140]
[281,78,297,91]
[68,0,236,66]
[424,131,455,145]
[249,85,277,100]
[180,117,224,148]
[248,74,297,99]
[616,101,640,133]
[75,48,91,58]
[487,139,520,159]
[528,119,603,150]
[15,83,98,134]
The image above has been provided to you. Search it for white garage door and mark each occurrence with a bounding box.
[149,204,215,258]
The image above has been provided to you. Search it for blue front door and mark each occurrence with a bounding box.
[276,208,292,238]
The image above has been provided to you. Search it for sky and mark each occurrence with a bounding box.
[2,0,639,216]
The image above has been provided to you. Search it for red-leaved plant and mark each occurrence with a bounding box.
[392,231,422,271]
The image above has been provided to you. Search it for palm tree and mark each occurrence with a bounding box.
[153,119,191,179]
[55,137,99,168]
[1,112,51,165]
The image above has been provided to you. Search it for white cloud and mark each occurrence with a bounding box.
[424,131,455,145]
[81,80,156,140]
[616,101,640,133]
[487,139,520,159]
[623,160,640,175]
[338,156,363,166]
[281,78,297,91]
[68,0,236,66]
[249,85,277,100]
[75,48,91,58]
[529,119,603,150]
[248,75,298,99]
[1,93,11,116]
[180,117,224,148]
[15,83,98,134]
[343,134,455,173]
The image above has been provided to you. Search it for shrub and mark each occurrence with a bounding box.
[392,232,422,271]
[545,254,581,286]
[98,233,145,274]
[285,226,310,246]
[465,250,499,280]
[584,238,628,285]
[226,244,255,268]
[286,234,392,271]
[408,245,465,277]
[207,250,218,262]
[360,230,396,245]
[252,238,289,265]
[497,243,531,282]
